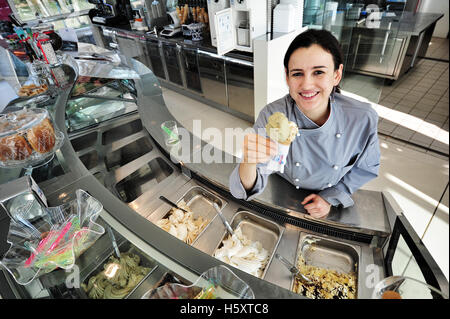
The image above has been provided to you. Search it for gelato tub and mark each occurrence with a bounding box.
[291,233,360,299]
[213,211,284,279]
[80,242,157,299]
[155,186,226,245]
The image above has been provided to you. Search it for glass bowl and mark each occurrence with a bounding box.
[0,108,65,169]
[142,265,255,299]
[372,276,448,299]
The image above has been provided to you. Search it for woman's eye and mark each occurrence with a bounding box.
[314,70,325,75]
[292,73,303,77]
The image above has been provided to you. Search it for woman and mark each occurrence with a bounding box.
[229,29,380,218]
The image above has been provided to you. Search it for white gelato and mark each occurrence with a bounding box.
[214,227,270,278]
[156,201,209,245]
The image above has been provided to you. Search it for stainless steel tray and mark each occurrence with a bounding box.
[212,210,284,279]
[80,241,158,299]
[161,186,227,245]
[290,232,360,297]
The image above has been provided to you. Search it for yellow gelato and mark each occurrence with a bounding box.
[265,112,298,145]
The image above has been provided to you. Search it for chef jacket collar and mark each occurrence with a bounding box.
[289,94,336,136]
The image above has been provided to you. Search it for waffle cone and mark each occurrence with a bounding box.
[279,140,292,146]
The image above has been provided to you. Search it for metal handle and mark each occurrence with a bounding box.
[213,202,234,236]
[275,253,297,273]
[159,195,188,213]
[107,226,121,258]
[275,253,312,283]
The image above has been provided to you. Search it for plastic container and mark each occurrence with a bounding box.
[273,4,296,33]
[0,108,64,168]
[0,189,105,285]
[142,265,255,299]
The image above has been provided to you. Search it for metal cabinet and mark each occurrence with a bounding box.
[145,38,166,80]
[115,33,150,68]
[349,28,408,78]
[197,51,227,107]
[162,42,183,86]
[181,47,202,94]
[226,59,254,118]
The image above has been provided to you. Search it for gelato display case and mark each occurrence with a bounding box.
[0,44,447,299]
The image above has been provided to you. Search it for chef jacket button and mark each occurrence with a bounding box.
[333,165,339,170]
[296,186,300,189]
[327,183,332,187]
[336,133,342,138]
[295,178,299,182]
[295,162,300,167]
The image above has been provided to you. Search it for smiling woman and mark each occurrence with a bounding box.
[229,29,381,219]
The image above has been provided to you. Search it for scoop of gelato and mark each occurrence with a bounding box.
[265,112,298,144]
[81,252,151,299]
[214,227,269,278]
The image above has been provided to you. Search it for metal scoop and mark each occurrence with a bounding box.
[212,202,235,237]
[275,253,312,284]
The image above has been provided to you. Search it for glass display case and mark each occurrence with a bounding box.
[8,0,94,23]
[303,0,406,103]
[0,44,447,300]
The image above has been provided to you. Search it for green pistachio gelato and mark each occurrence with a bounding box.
[82,252,150,299]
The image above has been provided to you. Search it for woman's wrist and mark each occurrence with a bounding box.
[239,162,257,191]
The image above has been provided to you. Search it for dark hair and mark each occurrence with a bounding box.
[284,29,344,93]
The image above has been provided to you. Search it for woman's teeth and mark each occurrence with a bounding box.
[300,92,318,98]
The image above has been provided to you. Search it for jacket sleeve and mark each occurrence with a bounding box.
[229,162,272,200]
[318,130,380,208]
[228,105,273,200]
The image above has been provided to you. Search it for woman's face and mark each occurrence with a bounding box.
[286,44,343,116]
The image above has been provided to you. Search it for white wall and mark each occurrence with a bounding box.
[418,0,449,38]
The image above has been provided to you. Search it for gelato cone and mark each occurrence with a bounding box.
[265,112,298,145]
[261,112,298,174]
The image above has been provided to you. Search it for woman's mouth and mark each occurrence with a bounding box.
[299,91,319,100]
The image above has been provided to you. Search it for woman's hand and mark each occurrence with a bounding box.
[242,134,278,164]
[239,134,278,191]
[301,194,331,218]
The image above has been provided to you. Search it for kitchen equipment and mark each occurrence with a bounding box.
[213,0,267,54]
[275,253,311,283]
[212,211,284,279]
[206,0,230,47]
[160,10,181,37]
[291,233,360,298]
[88,0,134,27]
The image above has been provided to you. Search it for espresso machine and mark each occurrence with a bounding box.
[88,0,134,27]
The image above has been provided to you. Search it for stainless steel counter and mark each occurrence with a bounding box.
[348,12,444,80]
[0,47,405,299]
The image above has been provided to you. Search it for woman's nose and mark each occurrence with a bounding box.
[300,74,314,88]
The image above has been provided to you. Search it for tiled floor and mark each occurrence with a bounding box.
[342,37,449,156]
[424,37,449,61]
[161,86,449,283]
